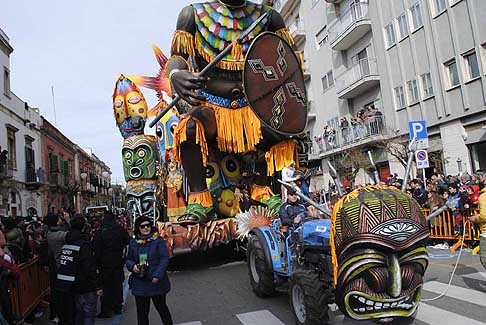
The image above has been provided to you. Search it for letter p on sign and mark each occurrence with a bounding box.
[408,120,428,140]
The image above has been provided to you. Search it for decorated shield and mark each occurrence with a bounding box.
[243,32,307,135]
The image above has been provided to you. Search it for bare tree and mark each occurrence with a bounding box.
[331,147,372,187]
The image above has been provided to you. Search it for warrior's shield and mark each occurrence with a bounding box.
[243,32,307,135]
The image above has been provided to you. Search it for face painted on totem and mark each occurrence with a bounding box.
[126,91,147,119]
[122,135,157,182]
[126,183,157,218]
[112,75,147,137]
[333,186,429,322]
[156,111,180,160]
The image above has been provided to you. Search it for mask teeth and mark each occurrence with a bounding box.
[351,294,415,313]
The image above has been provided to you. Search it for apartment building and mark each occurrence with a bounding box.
[0,27,44,217]
[269,0,486,188]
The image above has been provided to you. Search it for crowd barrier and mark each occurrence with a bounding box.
[9,257,49,324]
[426,207,481,252]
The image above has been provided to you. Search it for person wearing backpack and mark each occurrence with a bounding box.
[56,215,102,325]
[93,212,131,318]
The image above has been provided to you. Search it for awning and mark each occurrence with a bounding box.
[465,128,486,145]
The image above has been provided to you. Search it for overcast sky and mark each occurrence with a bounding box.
[1,0,194,184]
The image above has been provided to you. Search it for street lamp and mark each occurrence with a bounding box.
[80,172,88,180]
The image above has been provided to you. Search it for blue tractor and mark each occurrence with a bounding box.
[247,216,335,324]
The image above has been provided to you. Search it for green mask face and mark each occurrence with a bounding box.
[122,135,157,182]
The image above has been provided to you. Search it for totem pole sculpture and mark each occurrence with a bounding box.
[151,0,307,225]
[113,75,159,220]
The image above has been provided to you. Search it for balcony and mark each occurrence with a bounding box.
[0,166,13,181]
[303,59,311,81]
[317,115,388,158]
[25,166,41,190]
[289,19,306,47]
[307,100,316,122]
[328,2,371,51]
[272,0,300,17]
[49,172,61,187]
[335,58,380,99]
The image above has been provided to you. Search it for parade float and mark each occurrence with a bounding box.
[112,0,307,255]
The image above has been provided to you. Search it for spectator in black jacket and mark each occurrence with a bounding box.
[93,213,131,318]
[56,215,102,325]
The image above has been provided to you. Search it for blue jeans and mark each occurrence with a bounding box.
[75,292,98,325]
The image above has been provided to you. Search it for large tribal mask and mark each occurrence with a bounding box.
[126,181,157,218]
[155,108,180,160]
[331,186,429,322]
[113,75,148,138]
[122,135,157,182]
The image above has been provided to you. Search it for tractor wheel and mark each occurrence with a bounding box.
[247,234,276,297]
[289,270,330,325]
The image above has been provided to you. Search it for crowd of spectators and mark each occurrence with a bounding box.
[0,208,130,324]
[314,107,384,150]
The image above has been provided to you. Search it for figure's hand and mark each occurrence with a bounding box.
[307,206,319,219]
[152,277,159,284]
[293,216,302,224]
[132,264,140,273]
[234,189,243,202]
[170,70,208,106]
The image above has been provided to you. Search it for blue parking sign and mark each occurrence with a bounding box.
[408,121,428,140]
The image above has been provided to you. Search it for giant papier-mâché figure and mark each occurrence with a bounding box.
[331,185,429,322]
[166,0,306,224]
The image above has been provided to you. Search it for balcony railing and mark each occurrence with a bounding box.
[335,58,379,97]
[316,115,387,154]
[328,2,370,50]
[49,172,61,186]
[26,167,38,183]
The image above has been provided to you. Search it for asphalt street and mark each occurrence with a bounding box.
[36,246,486,325]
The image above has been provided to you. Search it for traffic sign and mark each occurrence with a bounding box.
[415,149,430,169]
[409,120,429,149]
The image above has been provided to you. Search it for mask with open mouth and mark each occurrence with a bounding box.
[122,135,157,182]
[331,186,429,322]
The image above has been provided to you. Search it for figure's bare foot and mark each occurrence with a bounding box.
[177,203,213,225]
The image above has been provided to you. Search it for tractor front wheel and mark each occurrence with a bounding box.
[247,234,276,297]
[289,270,330,325]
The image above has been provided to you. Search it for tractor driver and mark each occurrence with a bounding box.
[279,189,319,227]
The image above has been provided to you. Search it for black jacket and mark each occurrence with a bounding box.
[93,219,131,271]
[279,201,307,226]
[65,229,102,294]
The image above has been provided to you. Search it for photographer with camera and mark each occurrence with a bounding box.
[126,216,173,325]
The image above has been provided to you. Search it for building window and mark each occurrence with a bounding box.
[407,79,419,103]
[321,70,334,92]
[48,152,59,173]
[421,73,434,98]
[6,127,17,170]
[464,51,480,80]
[435,0,447,13]
[394,86,406,109]
[397,13,409,39]
[410,3,423,31]
[3,67,10,97]
[385,23,396,48]
[445,60,460,87]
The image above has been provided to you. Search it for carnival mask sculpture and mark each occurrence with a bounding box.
[155,108,180,160]
[122,135,157,182]
[126,182,157,218]
[113,75,148,138]
[331,186,429,322]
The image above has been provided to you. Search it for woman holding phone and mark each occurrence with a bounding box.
[126,216,173,325]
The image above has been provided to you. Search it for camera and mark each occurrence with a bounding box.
[136,263,148,278]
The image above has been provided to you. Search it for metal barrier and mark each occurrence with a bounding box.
[426,207,481,252]
[9,257,49,324]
